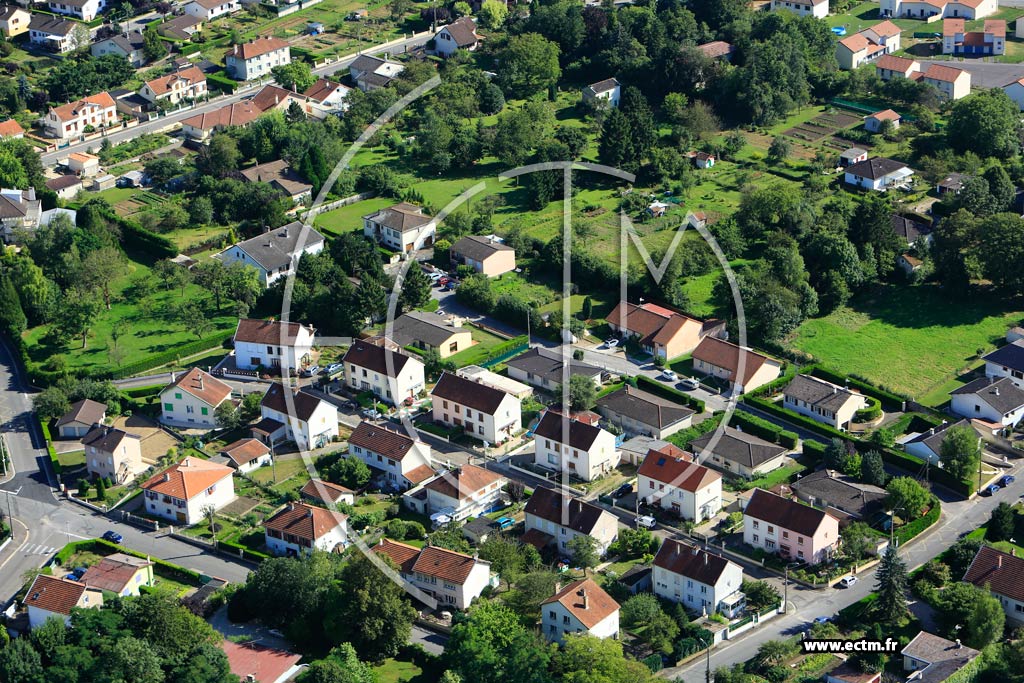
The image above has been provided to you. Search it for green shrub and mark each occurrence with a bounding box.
[777,430,798,449]
[808,366,907,411]
[854,396,882,423]
[802,440,826,460]
[730,410,784,443]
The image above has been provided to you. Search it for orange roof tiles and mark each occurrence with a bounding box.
[165,368,232,407]
[219,438,271,467]
[50,93,116,121]
[0,119,24,137]
[876,54,918,72]
[263,502,346,542]
[541,578,619,629]
[145,66,206,95]
[922,64,967,83]
[25,574,91,616]
[141,456,234,501]
[227,36,288,61]
[638,448,720,491]
[424,464,505,501]
[984,19,1006,36]
[870,109,901,121]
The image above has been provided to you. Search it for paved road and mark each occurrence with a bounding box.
[737,402,830,446]
[917,59,1024,88]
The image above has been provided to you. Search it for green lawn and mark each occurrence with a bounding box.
[58,450,86,469]
[447,325,513,367]
[373,659,426,683]
[315,196,395,235]
[788,283,1022,400]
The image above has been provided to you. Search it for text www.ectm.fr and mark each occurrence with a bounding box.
[801,639,900,654]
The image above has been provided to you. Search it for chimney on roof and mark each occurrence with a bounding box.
[704,552,708,565]
[995,387,1000,396]
[282,226,289,238]
[198,374,204,391]
[163,473,170,482]
[927,428,935,436]
[580,588,588,609]
[692,545,699,555]
[998,555,1003,569]
[287,502,294,511]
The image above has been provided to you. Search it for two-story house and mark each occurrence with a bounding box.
[450,235,516,276]
[770,0,828,18]
[183,0,239,20]
[689,426,790,479]
[362,202,434,253]
[432,16,481,57]
[533,410,619,482]
[141,456,236,525]
[55,398,107,438]
[963,545,1024,625]
[582,77,621,108]
[782,375,868,430]
[263,501,347,557]
[47,0,106,21]
[28,15,80,53]
[876,54,921,81]
[348,54,405,91]
[0,187,40,241]
[44,93,117,140]
[596,385,694,440]
[653,539,746,618]
[606,301,724,361]
[0,5,31,38]
[742,488,840,565]
[25,575,102,630]
[942,17,1005,55]
[916,64,971,101]
[139,66,208,105]
[505,346,603,393]
[90,30,146,67]
[900,418,981,465]
[82,426,144,485]
[901,632,982,683]
[541,578,620,644]
[257,383,338,450]
[217,223,325,288]
[638,445,722,521]
[81,553,153,597]
[405,464,506,522]
[431,371,522,445]
[881,0,997,19]
[347,420,435,491]
[218,437,273,474]
[232,318,315,372]
[523,486,618,557]
[226,37,290,80]
[950,376,1024,428]
[342,338,426,404]
[374,538,492,609]
[981,338,1024,387]
[160,368,233,429]
[692,337,783,395]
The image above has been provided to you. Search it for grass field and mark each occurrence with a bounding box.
[788,283,1022,400]
[373,658,425,683]
[447,325,514,367]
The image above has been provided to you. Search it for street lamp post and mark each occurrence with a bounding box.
[698,634,711,683]
[887,507,905,549]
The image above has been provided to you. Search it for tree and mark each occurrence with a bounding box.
[947,89,1021,159]
[965,588,1005,648]
[297,643,376,683]
[196,134,240,178]
[621,593,662,628]
[327,456,371,489]
[0,637,44,683]
[400,264,432,310]
[886,476,930,518]
[947,538,983,577]
[860,450,887,487]
[479,83,505,115]
[983,165,1015,213]
[563,372,597,411]
[767,136,791,163]
[389,0,412,20]
[988,502,1016,542]
[754,640,798,671]
[939,425,982,485]
[95,477,107,501]
[143,27,167,61]
[478,537,526,589]
[841,521,874,563]
[567,534,599,572]
[554,633,658,683]
[215,401,243,431]
[478,0,508,29]
[823,438,851,472]
[613,527,657,559]
[496,33,561,98]
[447,602,553,683]
[873,544,909,623]
[740,580,780,611]
[59,288,103,349]
[272,61,315,92]
[979,213,1024,295]
[428,526,472,553]
[33,386,70,421]
[0,148,27,189]
[0,274,26,339]
[598,108,633,170]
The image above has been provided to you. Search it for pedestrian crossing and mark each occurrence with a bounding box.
[21,543,56,556]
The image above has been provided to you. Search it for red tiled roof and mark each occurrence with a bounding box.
[692,337,774,385]
[405,464,437,485]
[638,448,720,491]
[373,538,421,573]
[300,479,354,503]
[541,578,619,629]
[943,17,965,35]
[922,64,966,83]
[220,640,302,683]
[263,502,346,542]
[49,93,116,122]
[234,318,312,345]
[962,545,1024,602]
[182,100,262,131]
[521,527,554,550]
[228,36,288,61]
[868,20,901,38]
[424,464,505,501]
[165,368,232,408]
[870,109,901,122]
[696,40,734,58]
[840,34,871,53]
[219,438,271,467]
[412,544,483,584]
[145,66,205,95]
[985,19,1006,36]
[25,574,90,616]
[0,119,24,137]
[141,457,234,501]
[80,553,151,593]
[876,54,918,72]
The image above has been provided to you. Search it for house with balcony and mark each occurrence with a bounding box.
[431,371,522,445]
[141,456,236,525]
[362,202,434,253]
[742,488,840,565]
[403,463,507,523]
[638,445,722,521]
[160,368,232,430]
[28,15,80,53]
[374,539,492,609]
[843,157,915,190]
[347,420,435,491]
[653,539,746,618]
[532,409,619,481]
[342,338,426,404]
[541,578,620,644]
[263,502,347,556]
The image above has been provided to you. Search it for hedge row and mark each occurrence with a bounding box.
[55,538,204,586]
[220,539,270,562]
[743,365,798,399]
[207,73,239,93]
[854,396,882,422]
[121,384,165,399]
[807,366,908,412]
[669,414,723,451]
[103,331,233,380]
[635,375,706,413]
[38,416,61,476]
[895,497,941,545]
[802,439,826,460]
[731,410,798,449]
[92,205,177,262]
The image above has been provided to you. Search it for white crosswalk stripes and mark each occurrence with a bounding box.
[21,543,56,556]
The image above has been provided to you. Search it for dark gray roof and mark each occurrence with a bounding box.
[29,14,75,34]
[349,54,386,75]
[891,215,930,244]
[99,30,145,53]
[506,346,602,385]
[951,376,1024,414]
[82,426,138,453]
[790,469,887,519]
[596,385,693,429]
[524,486,609,534]
[982,339,1024,373]
[227,222,324,272]
[390,312,464,349]
[690,426,787,469]
[901,632,980,683]
[431,371,509,414]
[451,235,513,262]
[534,411,603,451]
[845,157,910,180]
[585,78,619,95]
[903,418,978,455]
[783,374,863,413]
[937,172,966,191]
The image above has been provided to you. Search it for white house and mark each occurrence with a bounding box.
[900,418,981,465]
[405,464,507,522]
[347,420,436,491]
[183,0,239,20]
[90,30,146,67]
[949,376,1024,428]
[263,502,347,557]
[219,438,273,474]
[342,338,426,404]
[141,456,236,525]
[532,410,619,482]
[582,78,621,108]
[782,374,868,430]
[865,109,901,133]
[160,368,232,429]
[637,444,722,522]
[1004,76,1024,111]
[901,632,982,683]
[374,539,492,609]
[431,371,522,445]
[82,426,144,485]
[232,318,316,372]
[963,545,1024,625]
[226,37,290,81]
[139,66,208,105]
[217,222,326,288]
[943,18,1005,55]
[843,157,915,191]
[770,0,828,18]
[917,64,971,101]
[258,383,338,450]
[876,54,921,81]
[28,15,80,53]
[44,93,118,140]
[47,0,105,21]
[653,539,746,618]
[362,202,434,253]
[432,16,480,57]
[981,338,1024,387]
[743,488,840,565]
[303,78,352,112]
[880,0,997,20]
[523,486,618,557]
[348,54,405,91]
[25,575,103,630]
[541,578,620,644]
[0,188,41,241]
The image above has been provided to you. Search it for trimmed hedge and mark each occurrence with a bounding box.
[731,410,788,445]
[635,375,705,412]
[803,440,826,460]
[854,396,882,423]
[207,72,239,93]
[808,366,907,412]
[55,538,204,585]
[38,416,61,476]
[894,497,941,545]
[103,331,233,380]
[88,204,177,262]
[669,414,723,450]
[744,395,849,441]
[121,384,165,399]
[778,430,798,449]
[220,539,270,562]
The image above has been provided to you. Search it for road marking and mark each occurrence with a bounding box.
[0,518,29,574]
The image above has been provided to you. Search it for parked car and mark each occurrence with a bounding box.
[635,515,657,529]
[1001,475,1016,487]
[661,370,678,382]
[323,363,343,377]
[679,377,700,390]
[301,365,320,378]
[361,408,382,420]
[813,616,830,625]
[495,517,515,530]
[101,530,123,544]
[839,576,858,588]
[438,277,452,286]
[441,283,456,292]
[605,338,619,348]
[613,483,633,499]
[985,484,1001,496]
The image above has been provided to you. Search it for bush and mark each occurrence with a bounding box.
[894,497,940,545]
[730,410,785,444]
[803,440,826,460]
[642,654,663,673]
[854,396,882,423]
[778,430,798,449]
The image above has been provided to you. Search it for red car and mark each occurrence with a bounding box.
[438,277,452,286]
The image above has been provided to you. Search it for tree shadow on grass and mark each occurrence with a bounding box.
[845,282,1023,333]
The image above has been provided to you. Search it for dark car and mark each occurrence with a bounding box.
[1001,475,1016,487]
[985,484,1001,496]
[613,483,633,499]
[102,530,123,544]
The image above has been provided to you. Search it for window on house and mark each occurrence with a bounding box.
[164,403,174,411]
[753,521,759,529]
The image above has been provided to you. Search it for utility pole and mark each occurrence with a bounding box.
[783,564,789,614]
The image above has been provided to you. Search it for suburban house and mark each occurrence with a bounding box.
[0,5,30,37]
[981,338,1024,387]
[44,92,118,140]
[300,479,355,507]
[25,575,103,630]
[181,100,262,141]
[865,109,901,133]
[432,16,481,57]
[876,54,921,80]
[900,418,981,464]
[349,54,405,91]
[160,368,232,429]
[232,318,316,372]
[595,385,694,439]
[82,426,144,485]
[0,187,40,240]
[81,553,153,596]
[523,486,619,557]
[690,426,790,479]
[28,15,79,53]
[0,118,25,139]
[240,160,313,203]
[258,383,339,450]
[303,78,351,111]
[950,376,1024,428]
[843,157,915,190]
[226,37,290,80]
[158,14,203,40]
[963,545,1024,625]
[789,469,888,521]
[582,78,621,108]
[943,17,1005,54]
[607,301,724,360]
[694,151,716,169]
[67,152,100,177]
[141,456,236,525]
[55,398,107,438]
[430,371,522,445]
[217,222,325,288]
[898,252,924,276]
[782,374,868,430]
[218,438,273,474]
[505,346,603,393]
[404,464,507,522]
[362,202,434,252]
[541,578,620,644]
[90,30,146,67]
[901,632,982,683]
[692,337,783,394]
[532,409,619,481]
[653,539,746,618]
[1004,76,1024,110]
[348,420,435,491]
[183,0,239,20]
[826,664,882,683]
[881,0,997,19]
[45,174,83,200]
[250,83,335,120]
[220,641,303,683]
[697,40,735,61]
[47,0,105,21]
[391,311,473,359]
[456,365,532,399]
[915,64,971,100]
[263,502,347,556]
[374,539,493,609]
[835,21,902,70]
[342,338,426,404]
[450,235,516,276]
[891,214,931,246]
[638,445,722,521]
[742,488,840,565]
[770,0,828,18]
[139,66,208,105]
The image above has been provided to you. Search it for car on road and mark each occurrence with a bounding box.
[301,365,320,378]
[427,270,443,282]
[102,530,123,544]
[635,515,657,529]
[985,484,1001,496]
[839,575,858,588]
[679,377,700,390]
[1001,475,1016,487]
[613,482,633,499]
[604,338,619,348]
[661,370,678,382]
[361,408,382,420]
